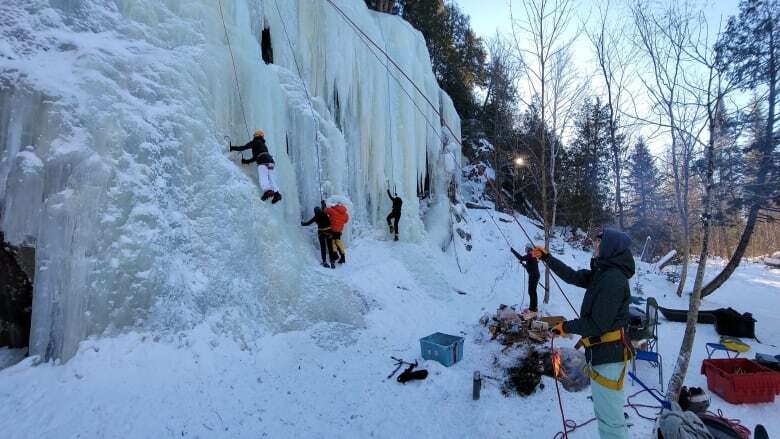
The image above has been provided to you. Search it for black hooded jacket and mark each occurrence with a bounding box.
[237,137,275,165]
[387,190,402,214]
[545,228,635,365]
[302,208,331,230]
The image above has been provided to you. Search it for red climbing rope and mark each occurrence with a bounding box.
[550,335,570,439]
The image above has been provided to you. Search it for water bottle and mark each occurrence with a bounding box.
[472,371,481,400]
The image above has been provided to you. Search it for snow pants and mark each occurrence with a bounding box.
[318,230,336,264]
[527,274,539,312]
[257,164,279,193]
[386,211,400,235]
[590,362,629,439]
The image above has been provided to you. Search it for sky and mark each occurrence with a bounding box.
[456,0,740,44]
[454,0,744,152]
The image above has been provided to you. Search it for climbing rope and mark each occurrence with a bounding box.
[323,0,581,317]
[378,24,396,194]
[217,0,251,139]
[272,0,325,200]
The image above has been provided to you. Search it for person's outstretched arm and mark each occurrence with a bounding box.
[231,141,252,151]
[542,254,591,289]
[301,216,315,226]
[387,189,394,201]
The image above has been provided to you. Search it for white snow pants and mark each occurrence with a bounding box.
[257,164,279,193]
[591,362,629,439]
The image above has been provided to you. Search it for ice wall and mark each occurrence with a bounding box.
[0,0,461,360]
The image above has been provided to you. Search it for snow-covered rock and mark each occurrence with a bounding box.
[0,0,461,360]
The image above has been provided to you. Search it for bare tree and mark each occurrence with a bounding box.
[699,0,779,296]
[666,11,741,401]
[631,0,701,297]
[510,0,585,302]
[586,0,638,229]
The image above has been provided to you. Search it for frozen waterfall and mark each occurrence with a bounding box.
[0,0,461,360]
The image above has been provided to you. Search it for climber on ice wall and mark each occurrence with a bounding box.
[301,201,338,269]
[386,189,402,241]
[230,130,282,203]
[324,203,349,264]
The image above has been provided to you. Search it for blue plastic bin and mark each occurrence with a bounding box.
[420,332,464,367]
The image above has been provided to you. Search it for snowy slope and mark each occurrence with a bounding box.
[1,209,778,438]
[0,0,460,360]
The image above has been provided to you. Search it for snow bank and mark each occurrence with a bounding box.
[0,0,460,360]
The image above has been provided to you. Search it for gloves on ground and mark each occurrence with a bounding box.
[531,246,548,260]
[550,322,566,336]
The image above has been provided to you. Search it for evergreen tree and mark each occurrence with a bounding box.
[625,137,662,243]
[557,99,612,232]
[398,0,486,119]
[703,0,779,296]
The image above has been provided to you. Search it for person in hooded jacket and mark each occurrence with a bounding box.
[386,189,402,241]
[510,243,540,316]
[230,130,282,203]
[301,201,337,268]
[324,203,349,264]
[532,228,634,439]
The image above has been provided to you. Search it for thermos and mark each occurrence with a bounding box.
[472,371,481,400]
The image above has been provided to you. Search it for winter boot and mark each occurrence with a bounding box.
[388,223,394,233]
[394,234,399,241]
[322,261,330,268]
[261,190,274,201]
[338,255,346,264]
[271,192,282,204]
[330,261,336,269]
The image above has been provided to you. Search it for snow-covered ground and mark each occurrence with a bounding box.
[1,209,778,438]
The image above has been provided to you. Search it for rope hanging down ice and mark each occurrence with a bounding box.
[273,0,325,200]
[217,0,251,139]
[322,0,580,317]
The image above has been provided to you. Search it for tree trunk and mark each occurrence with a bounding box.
[668,94,717,401]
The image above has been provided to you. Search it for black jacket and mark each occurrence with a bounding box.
[387,190,402,213]
[302,209,331,230]
[545,228,634,366]
[235,137,275,165]
[511,248,540,278]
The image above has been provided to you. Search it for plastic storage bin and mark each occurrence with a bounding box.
[701,358,780,404]
[420,332,464,367]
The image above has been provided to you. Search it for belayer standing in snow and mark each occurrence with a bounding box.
[324,203,349,264]
[301,201,337,269]
[230,130,282,203]
[533,228,633,439]
[510,244,539,317]
[386,189,402,241]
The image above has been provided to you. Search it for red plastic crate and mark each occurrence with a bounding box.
[701,359,780,404]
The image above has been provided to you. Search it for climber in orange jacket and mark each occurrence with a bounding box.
[324,203,349,264]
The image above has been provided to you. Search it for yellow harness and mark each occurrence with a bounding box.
[576,328,633,391]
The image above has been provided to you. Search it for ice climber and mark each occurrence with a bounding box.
[230,130,282,203]
[532,228,634,439]
[386,189,402,241]
[510,244,540,316]
[301,202,337,269]
[324,203,349,264]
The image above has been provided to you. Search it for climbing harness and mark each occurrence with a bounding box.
[272,0,325,200]
[217,0,251,140]
[576,328,633,391]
